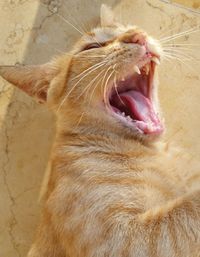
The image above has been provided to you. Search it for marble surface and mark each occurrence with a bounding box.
[173,0,200,9]
[0,0,200,256]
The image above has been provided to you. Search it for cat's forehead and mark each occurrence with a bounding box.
[84,25,137,44]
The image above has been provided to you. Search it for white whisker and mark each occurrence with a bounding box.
[162,55,175,64]
[80,55,106,58]
[164,48,195,57]
[101,66,112,97]
[112,64,119,75]
[72,60,107,81]
[163,47,195,53]
[164,52,192,61]
[88,69,106,106]
[80,68,106,102]
[66,12,87,35]
[56,61,107,112]
[164,52,198,73]
[160,26,199,41]
[103,70,114,106]
[71,112,86,133]
[157,25,183,39]
[163,49,197,61]
[56,13,84,36]
[160,26,200,43]
[163,43,200,47]
[114,74,125,106]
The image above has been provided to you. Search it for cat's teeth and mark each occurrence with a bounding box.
[145,64,150,75]
[126,115,132,122]
[133,65,141,75]
[152,57,160,65]
[122,112,125,116]
[141,65,149,75]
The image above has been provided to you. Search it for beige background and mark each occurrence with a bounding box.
[0,0,200,256]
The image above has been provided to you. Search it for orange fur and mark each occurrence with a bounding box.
[0,5,200,257]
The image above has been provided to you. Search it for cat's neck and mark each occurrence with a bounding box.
[52,112,161,171]
[46,120,162,197]
[56,113,153,152]
[53,126,158,157]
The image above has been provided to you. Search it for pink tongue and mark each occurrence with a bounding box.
[119,91,158,123]
[119,91,163,134]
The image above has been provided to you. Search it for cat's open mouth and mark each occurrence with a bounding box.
[107,59,164,136]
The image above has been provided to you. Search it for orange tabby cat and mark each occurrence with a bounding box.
[0,4,200,257]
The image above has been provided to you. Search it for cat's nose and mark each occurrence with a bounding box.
[119,31,152,57]
[121,31,147,46]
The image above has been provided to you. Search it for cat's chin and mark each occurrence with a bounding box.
[106,59,164,137]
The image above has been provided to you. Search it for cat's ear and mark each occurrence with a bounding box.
[0,64,58,103]
[100,4,116,27]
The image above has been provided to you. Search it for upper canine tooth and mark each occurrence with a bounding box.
[133,65,141,75]
[152,57,160,65]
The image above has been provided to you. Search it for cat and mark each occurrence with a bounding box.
[0,4,200,257]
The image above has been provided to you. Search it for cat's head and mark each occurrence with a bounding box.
[0,5,164,143]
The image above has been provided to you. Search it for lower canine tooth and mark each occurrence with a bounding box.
[152,57,160,65]
[133,65,141,75]
[145,65,150,75]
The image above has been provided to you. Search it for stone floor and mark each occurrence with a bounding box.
[0,0,200,256]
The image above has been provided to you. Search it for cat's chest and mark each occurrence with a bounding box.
[78,154,186,202]
[54,151,190,211]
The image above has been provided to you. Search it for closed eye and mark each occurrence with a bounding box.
[82,43,102,51]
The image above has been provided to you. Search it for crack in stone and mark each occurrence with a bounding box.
[159,0,200,15]
[32,12,56,32]
[32,2,62,33]
[146,0,172,18]
[1,2,59,58]
[2,102,22,257]
[146,0,165,12]
[0,83,12,100]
